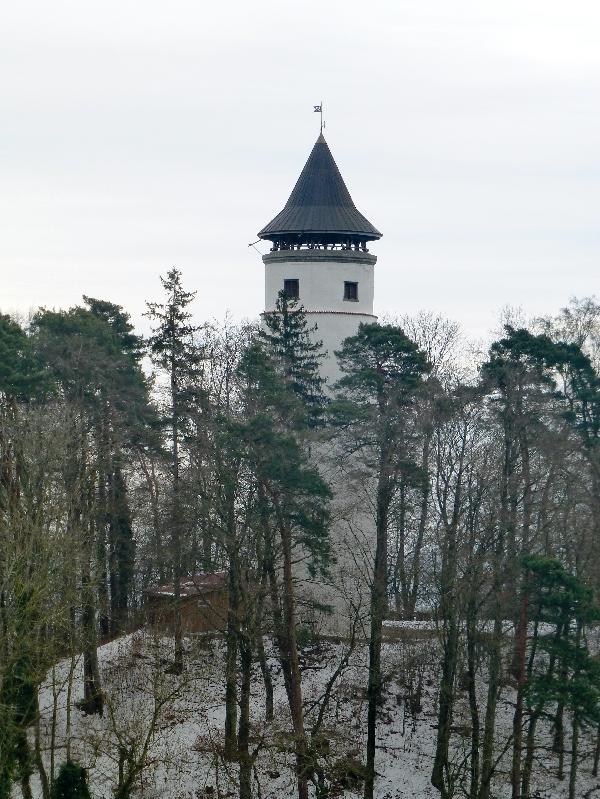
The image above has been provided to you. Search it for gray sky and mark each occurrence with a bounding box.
[1,0,599,341]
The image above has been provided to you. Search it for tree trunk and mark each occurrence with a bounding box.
[466,597,480,799]
[364,459,391,799]
[521,625,560,798]
[408,435,431,618]
[568,621,584,799]
[432,424,465,799]
[15,731,33,799]
[510,426,533,799]
[279,516,309,799]
[261,501,293,706]
[592,723,600,777]
[171,358,184,674]
[480,425,515,799]
[553,697,565,780]
[254,510,276,722]
[97,468,110,640]
[478,615,502,799]
[81,551,103,715]
[238,633,253,799]
[510,590,528,799]
[431,615,459,798]
[224,560,240,760]
[256,632,274,723]
[34,700,50,799]
[521,710,538,799]
[109,462,134,636]
[392,479,407,615]
[568,713,579,799]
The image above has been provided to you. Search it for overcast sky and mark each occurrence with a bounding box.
[1,0,599,341]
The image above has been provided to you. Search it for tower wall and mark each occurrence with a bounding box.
[257,132,382,637]
[263,249,377,385]
[263,249,378,637]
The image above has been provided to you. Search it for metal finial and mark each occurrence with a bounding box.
[313,102,323,133]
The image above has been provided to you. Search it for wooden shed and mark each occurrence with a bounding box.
[145,572,228,634]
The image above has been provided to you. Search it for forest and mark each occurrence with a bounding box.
[2,270,600,799]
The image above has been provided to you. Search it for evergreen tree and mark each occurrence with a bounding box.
[83,297,151,635]
[483,326,600,579]
[333,323,430,799]
[1,316,53,799]
[30,299,153,709]
[260,289,326,426]
[0,314,45,405]
[231,343,332,799]
[523,555,600,799]
[479,325,559,799]
[145,268,203,672]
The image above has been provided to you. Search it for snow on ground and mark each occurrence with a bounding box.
[32,630,600,799]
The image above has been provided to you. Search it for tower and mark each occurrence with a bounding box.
[258,133,382,386]
[258,132,382,634]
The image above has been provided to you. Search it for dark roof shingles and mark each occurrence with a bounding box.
[258,133,381,240]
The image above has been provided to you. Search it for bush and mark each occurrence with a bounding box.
[330,755,367,791]
[295,623,318,651]
[51,761,91,799]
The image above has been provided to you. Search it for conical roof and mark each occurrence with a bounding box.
[258,133,382,242]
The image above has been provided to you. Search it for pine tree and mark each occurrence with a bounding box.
[83,297,151,635]
[30,300,154,711]
[480,325,559,799]
[0,314,45,404]
[522,555,600,799]
[333,322,430,799]
[231,343,332,799]
[0,316,53,799]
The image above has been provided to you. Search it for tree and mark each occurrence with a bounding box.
[333,323,430,799]
[31,300,153,712]
[430,390,479,799]
[523,555,600,799]
[0,399,79,799]
[145,268,202,672]
[31,299,151,637]
[83,297,154,634]
[479,325,560,799]
[233,343,332,799]
[0,315,56,799]
[387,312,461,620]
[260,289,327,427]
[0,314,45,404]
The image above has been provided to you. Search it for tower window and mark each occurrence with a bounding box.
[283,279,299,299]
[344,281,358,301]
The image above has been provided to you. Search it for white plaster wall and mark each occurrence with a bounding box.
[304,311,375,386]
[264,255,377,386]
[264,257,374,315]
[262,251,379,636]
[302,441,377,637]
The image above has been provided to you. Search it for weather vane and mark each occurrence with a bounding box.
[313,102,324,133]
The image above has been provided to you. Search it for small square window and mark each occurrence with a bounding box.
[344,281,358,301]
[284,279,299,299]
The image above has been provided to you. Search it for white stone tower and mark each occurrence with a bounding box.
[258,133,382,386]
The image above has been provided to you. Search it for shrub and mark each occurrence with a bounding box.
[51,761,91,799]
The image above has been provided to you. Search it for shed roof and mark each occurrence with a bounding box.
[258,133,382,242]
[147,572,227,599]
